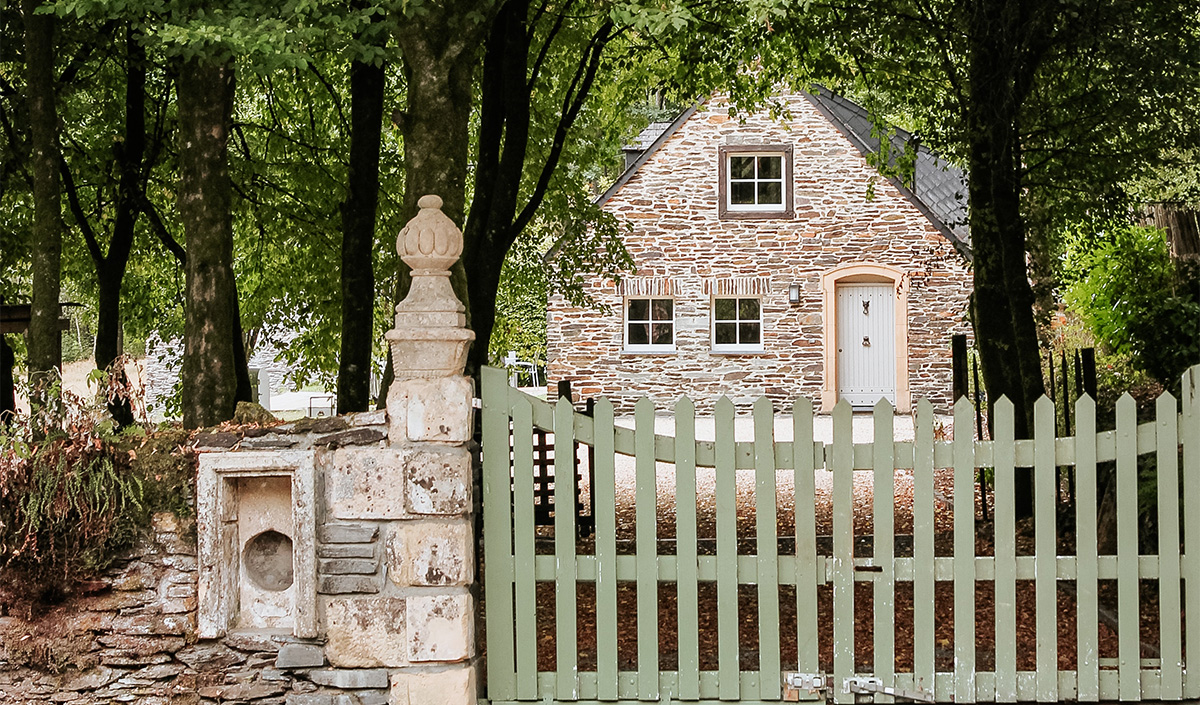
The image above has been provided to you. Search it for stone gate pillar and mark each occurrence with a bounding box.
[324,195,477,705]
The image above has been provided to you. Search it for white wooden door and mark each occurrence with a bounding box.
[836,283,896,406]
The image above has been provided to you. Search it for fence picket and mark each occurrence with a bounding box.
[634,397,659,700]
[754,397,781,700]
[1156,392,1183,699]
[953,397,976,703]
[513,398,539,699]
[593,398,619,701]
[554,398,579,701]
[1185,366,1200,700]
[675,397,700,701]
[913,399,936,696]
[993,398,1017,702]
[1116,393,1140,701]
[873,399,895,702]
[832,400,855,705]
[793,398,819,675]
[1076,395,1100,702]
[715,397,740,700]
[481,367,516,701]
[1034,396,1058,702]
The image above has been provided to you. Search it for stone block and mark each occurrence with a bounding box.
[390,666,476,705]
[275,643,325,669]
[319,523,379,544]
[387,376,474,444]
[319,575,382,595]
[405,447,471,515]
[350,409,387,427]
[324,598,407,668]
[176,642,246,671]
[324,448,408,520]
[386,520,473,587]
[286,695,333,705]
[320,558,378,575]
[309,669,390,689]
[319,543,376,559]
[223,631,282,653]
[354,691,390,705]
[406,594,473,662]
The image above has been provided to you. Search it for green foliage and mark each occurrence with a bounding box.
[1064,223,1200,387]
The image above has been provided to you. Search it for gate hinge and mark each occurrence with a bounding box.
[843,677,934,703]
[782,672,827,701]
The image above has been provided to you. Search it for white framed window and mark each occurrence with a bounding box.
[718,145,794,219]
[712,296,762,351]
[625,298,675,351]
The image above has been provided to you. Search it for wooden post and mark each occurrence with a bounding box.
[973,354,988,520]
[557,379,573,405]
[1,333,14,424]
[952,334,968,402]
[1081,348,1097,398]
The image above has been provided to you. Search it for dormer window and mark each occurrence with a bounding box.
[718,144,794,220]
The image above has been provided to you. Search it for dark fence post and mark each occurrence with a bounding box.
[952,334,968,402]
[0,295,13,425]
[558,379,573,405]
[1081,348,1097,399]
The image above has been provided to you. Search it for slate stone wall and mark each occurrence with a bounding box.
[546,93,972,414]
[0,411,470,705]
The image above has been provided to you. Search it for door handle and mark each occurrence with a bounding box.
[862,336,871,347]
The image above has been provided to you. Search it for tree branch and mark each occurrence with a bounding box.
[138,190,186,265]
[58,155,104,265]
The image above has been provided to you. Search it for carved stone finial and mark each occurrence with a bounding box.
[384,194,475,379]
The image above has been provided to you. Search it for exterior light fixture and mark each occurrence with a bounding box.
[788,283,801,304]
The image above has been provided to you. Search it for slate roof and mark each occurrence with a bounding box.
[601,90,971,257]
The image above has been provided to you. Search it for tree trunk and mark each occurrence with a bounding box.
[1,332,14,425]
[22,0,63,397]
[1142,203,1200,260]
[965,0,1047,517]
[378,9,491,407]
[93,24,146,429]
[177,57,241,428]
[337,58,385,413]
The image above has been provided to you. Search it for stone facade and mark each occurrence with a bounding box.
[547,93,972,414]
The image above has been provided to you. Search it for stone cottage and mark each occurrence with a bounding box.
[546,89,973,413]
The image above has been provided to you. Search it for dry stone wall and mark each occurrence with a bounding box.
[547,93,972,414]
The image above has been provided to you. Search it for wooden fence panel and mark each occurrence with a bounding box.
[481,366,516,701]
[634,398,659,700]
[675,397,700,701]
[1185,366,1200,700]
[832,400,855,705]
[794,398,820,676]
[514,398,539,699]
[1034,396,1058,702]
[754,397,781,700]
[873,400,896,701]
[1157,392,1184,699]
[715,397,740,700]
[913,399,936,696]
[592,398,619,701]
[554,398,579,701]
[993,398,1018,702]
[1076,395,1100,702]
[953,397,976,703]
[1116,394,1140,701]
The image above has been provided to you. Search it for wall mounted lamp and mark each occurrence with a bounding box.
[788,283,801,304]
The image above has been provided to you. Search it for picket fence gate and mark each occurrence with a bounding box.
[481,365,1200,703]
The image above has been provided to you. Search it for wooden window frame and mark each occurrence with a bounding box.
[718,144,794,220]
[710,296,764,352]
[623,297,676,352]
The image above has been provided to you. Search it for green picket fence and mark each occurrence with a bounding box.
[482,364,1200,704]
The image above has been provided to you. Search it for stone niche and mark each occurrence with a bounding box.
[197,450,317,639]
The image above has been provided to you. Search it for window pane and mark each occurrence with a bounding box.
[628,322,649,345]
[628,298,648,321]
[758,181,782,205]
[731,182,756,204]
[739,298,760,319]
[730,156,755,179]
[740,322,761,344]
[715,322,737,345]
[715,298,736,320]
[758,156,781,179]
[651,299,673,320]
[651,323,673,345]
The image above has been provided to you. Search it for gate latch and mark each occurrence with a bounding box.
[782,672,827,701]
[843,677,934,703]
